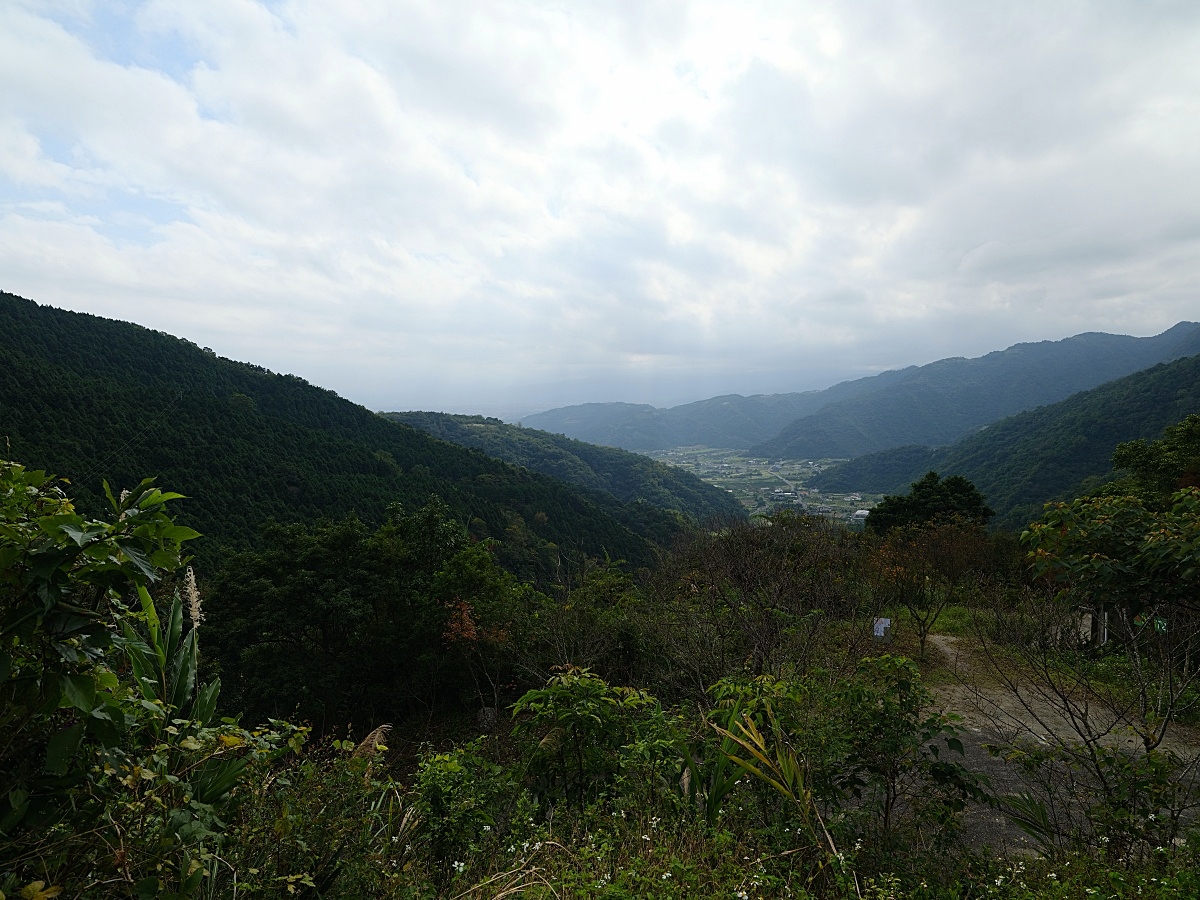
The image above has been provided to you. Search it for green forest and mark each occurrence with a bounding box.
[4,294,1200,898]
[811,351,1200,529]
[748,323,1200,461]
[382,411,744,523]
[524,324,1200,456]
[0,292,740,581]
[5,415,1200,897]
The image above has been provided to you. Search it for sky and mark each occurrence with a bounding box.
[3,1,1199,419]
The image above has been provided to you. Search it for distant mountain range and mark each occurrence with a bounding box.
[810,352,1200,529]
[523,324,1200,459]
[382,411,744,523]
[519,371,913,452]
[0,292,732,578]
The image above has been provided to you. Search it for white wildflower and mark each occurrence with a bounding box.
[184,567,203,629]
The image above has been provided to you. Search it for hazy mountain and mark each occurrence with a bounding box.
[751,324,1200,460]
[525,325,1200,457]
[520,370,914,451]
[810,352,1200,529]
[383,411,745,523]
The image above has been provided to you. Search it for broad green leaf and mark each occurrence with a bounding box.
[164,525,202,543]
[102,479,119,512]
[137,584,165,667]
[120,543,157,581]
[193,679,220,727]
[168,631,198,714]
[59,673,95,711]
[0,788,32,834]
[167,594,184,660]
[95,670,119,691]
[19,880,63,900]
[37,514,80,539]
[44,723,85,776]
[194,757,248,804]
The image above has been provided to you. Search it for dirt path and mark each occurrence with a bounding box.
[928,634,1200,755]
[923,633,1200,852]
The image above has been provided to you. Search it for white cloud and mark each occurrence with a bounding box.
[2,0,1199,417]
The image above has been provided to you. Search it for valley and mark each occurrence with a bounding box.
[643,446,885,521]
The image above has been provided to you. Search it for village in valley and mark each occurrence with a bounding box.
[643,446,881,526]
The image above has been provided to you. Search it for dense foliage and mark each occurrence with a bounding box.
[0,291,701,578]
[203,499,541,731]
[1109,413,1200,501]
[384,411,745,522]
[865,472,994,534]
[5,289,1200,898]
[5,457,1200,898]
[0,462,305,897]
[812,352,1200,528]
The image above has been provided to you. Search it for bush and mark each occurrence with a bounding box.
[0,462,302,897]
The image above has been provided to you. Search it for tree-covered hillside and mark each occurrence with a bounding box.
[751,324,1200,460]
[10,458,1200,898]
[811,352,1200,529]
[0,292,689,575]
[383,411,745,522]
[520,371,913,450]
[525,326,1200,455]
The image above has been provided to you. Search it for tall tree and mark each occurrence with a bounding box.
[1110,413,1200,501]
[866,471,993,534]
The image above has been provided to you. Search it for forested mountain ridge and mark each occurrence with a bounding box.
[811,352,1200,529]
[383,411,745,522]
[0,292,693,575]
[525,324,1200,455]
[520,369,914,451]
[751,323,1200,459]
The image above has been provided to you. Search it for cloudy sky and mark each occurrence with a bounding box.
[3,1,1199,417]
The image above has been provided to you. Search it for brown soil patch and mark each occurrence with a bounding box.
[923,633,1200,853]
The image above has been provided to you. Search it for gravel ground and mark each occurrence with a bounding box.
[925,633,1200,854]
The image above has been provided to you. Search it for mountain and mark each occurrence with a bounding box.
[0,292,694,577]
[524,325,1200,457]
[750,324,1200,460]
[809,352,1200,529]
[383,411,745,523]
[520,370,915,451]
